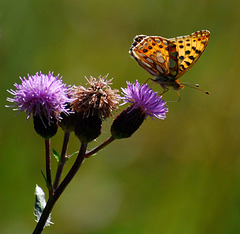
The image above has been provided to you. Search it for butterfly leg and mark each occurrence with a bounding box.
[166,92,181,103]
[159,87,169,96]
[144,78,154,88]
[144,78,151,84]
[177,91,181,102]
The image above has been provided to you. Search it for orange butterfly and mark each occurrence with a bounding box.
[129,30,210,94]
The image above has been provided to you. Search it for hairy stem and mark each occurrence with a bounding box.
[53,131,70,190]
[33,142,88,234]
[45,139,52,195]
[85,136,115,158]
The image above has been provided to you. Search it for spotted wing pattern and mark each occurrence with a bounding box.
[129,35,178,78]
[129,30,210,81]
[169,30,210,78]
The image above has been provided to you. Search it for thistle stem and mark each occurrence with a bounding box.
[45,139,52,195]
[53,131,70,190]
[33,142,88,234]
[85,136,115,158]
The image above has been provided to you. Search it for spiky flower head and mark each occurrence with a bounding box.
[111,81,168,139]
[71,75,120,143]
[70,75,120,120]
[121,81,168,120]
[7,72,71,138]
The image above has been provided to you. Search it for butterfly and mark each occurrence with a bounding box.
[129,30,210,94]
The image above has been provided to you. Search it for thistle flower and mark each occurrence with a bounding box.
[71,75,120,143]
[121,81,168,120]
[111,81,168,139]
[7,72,71,138]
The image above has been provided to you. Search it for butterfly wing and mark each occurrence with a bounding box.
[129,35,178,77]
[130,35,147,49]
[169,30,210,79]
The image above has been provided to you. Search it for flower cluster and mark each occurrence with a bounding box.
[6,71,169,232]
[7,73,168,140]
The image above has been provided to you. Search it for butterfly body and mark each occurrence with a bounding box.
[154,74,184,92]
[129,30,210,93]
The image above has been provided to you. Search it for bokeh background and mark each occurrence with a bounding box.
[1,0,240,233]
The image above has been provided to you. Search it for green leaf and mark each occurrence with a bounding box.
[34,185,53,227]
[53,149,60,163]
[66,151,78,161]
[41,170,51,191]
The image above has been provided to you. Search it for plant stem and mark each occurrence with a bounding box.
[53,131,70,190]
[33,142,88,234]
[45,139,52,195]
[85,136,115,158]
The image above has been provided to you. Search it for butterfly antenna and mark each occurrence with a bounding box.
[182,82,210,95]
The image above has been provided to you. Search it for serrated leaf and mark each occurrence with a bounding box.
[53,149,60,163]
[34,185,53,227]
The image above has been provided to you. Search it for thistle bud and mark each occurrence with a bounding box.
[111,105,145,139]
[59,108,77,133]
[33,114,58,139]
[74,114,102,143]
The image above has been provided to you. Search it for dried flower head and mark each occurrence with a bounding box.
[7,72,71,125]
[70,75,120,120]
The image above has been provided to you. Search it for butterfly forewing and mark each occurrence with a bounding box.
[130,35,147,48]
[129,36,177,77]
[169,30,210,78]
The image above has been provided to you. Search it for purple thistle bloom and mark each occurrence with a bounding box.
[7,72,71,125]
[121,81,168,120]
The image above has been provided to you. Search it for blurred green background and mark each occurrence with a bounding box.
[1,0,240,233]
